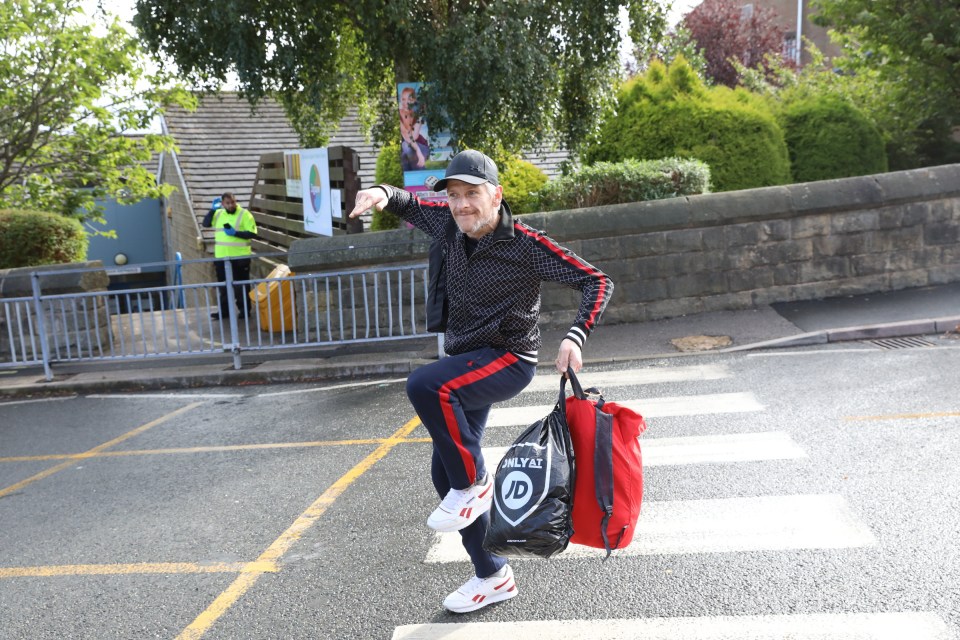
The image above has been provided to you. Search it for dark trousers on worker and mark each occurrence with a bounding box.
[406,347,536,578]
[214,257,251,318]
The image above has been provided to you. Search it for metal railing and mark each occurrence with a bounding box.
[0,255,437,380]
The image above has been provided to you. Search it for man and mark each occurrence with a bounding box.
[202,192,258,320]
[348,150,613,613]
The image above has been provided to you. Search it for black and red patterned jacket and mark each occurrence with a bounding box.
[379,186,613,362]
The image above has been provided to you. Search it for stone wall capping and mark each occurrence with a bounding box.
[0,261,108,298]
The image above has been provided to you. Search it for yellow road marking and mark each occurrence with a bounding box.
[0,561,278,579]
[176,416,423,640]
[844,411,960,422]
[0,402,202,499]
[0,437,433,464]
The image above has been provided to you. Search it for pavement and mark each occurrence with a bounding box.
[1,283,958,399]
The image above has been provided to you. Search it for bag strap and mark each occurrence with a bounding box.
[561,367,586,399]
[593,409,616,559]
[559,367,583,424]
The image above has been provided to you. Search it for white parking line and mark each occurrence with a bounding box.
[86,393,244,400]
[85,378,409,400]
[481,432,807,470]
[522,364,731,394]
[486,392,764,428]
[258,378,408,397]
[425,494,875,563]
[747,349,878,357]
[392,612,950,640]
[0,395,77,406]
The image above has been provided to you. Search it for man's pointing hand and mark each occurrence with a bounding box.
[349,188,389,219]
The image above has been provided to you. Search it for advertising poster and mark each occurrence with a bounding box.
[300,147,331,236]
[397,82,453,203]
[283,151,302,198]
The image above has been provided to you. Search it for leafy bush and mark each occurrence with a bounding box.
[537,158,710,212]
[371,140,403,231]
[499,157,548,215]
[588,57,791,192]
[778,95,887,183]
[737,46,918,171]
[0,209,88,268]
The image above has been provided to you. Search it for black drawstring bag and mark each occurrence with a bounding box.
[483,375,576,559]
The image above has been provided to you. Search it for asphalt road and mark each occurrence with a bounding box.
[1,340,959,639]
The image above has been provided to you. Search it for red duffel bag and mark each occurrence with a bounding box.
[564,369,647,557]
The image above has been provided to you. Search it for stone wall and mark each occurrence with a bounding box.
[0,262,111,361]
[289,164,960,328]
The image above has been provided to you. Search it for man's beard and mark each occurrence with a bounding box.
[457,209,498,236]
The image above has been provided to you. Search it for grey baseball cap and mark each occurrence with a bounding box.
[433,150,499,192]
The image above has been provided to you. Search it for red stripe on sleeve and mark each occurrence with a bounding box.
[415,197,448,208]
[514,223,607,330]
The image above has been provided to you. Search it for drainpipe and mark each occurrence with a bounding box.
[796,0,804,66]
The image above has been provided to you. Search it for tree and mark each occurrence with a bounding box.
[738,44,954,170]
[132,0,669,155]
[682,0,791,87]
[0,0,193,221]
[630,24,710,81]
[813,0,960,108]
[812,0,960,167]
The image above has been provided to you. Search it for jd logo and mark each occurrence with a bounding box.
[501,471,533,510]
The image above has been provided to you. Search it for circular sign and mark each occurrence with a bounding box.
[500,471,534,510]
[308,164,324,212]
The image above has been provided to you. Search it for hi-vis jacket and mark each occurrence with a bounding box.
[212,206,257,258]
[378,185,613,362]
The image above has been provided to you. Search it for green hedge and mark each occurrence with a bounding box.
[536,157,710,212]
[0,209,88,269]
[371,140,403,231]
[500,156,548,215]
[587,57,791,192]
[778,95,888,183]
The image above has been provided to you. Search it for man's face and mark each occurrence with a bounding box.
[446,180,502,238]
[222,196,237,213]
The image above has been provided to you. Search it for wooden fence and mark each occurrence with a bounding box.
[247,146,363,262]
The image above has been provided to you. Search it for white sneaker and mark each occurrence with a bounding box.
[427,474,494,532]
[443,565,518,613]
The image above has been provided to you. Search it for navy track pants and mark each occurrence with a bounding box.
[406,347,536,577]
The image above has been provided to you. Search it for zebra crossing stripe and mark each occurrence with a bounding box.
[481,432,806,469]
[391,612,950,640]
[486,392,764,428]
[425,494,876,563]
[521,364,731,394]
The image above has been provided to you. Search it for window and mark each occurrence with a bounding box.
[783,33,798,61]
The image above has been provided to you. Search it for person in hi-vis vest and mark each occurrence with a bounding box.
[202,192,259,320]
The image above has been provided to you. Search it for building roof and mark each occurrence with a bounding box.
[163,94,305,220]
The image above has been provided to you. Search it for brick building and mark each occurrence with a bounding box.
[745,0,843,65]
